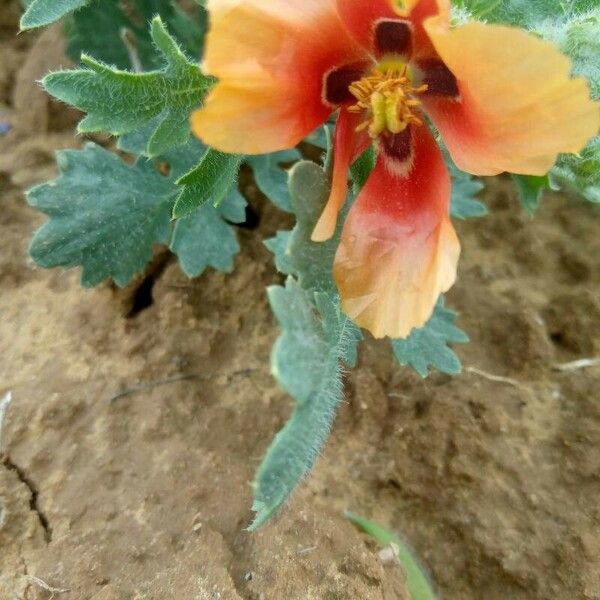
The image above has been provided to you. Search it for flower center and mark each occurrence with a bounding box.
[347,63,428,138]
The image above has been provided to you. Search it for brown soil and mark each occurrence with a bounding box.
[1,5,599,599]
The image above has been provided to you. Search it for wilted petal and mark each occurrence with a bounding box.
[334,125,460,339]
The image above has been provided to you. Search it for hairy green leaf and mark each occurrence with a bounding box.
[551,137,600,203]
[246,149,301,212]
[391,298,469,378]
[27,144,175,287]
[20,0,88,30]
[173,149,243,219]
[44,16,214,157]
[446,157,487,220]
[276,161,343,295]
[171,186,246,277]
[512,174,550,215]
[346,512,438,600]
[28,140,244,286]
[250,279,355,530]
[452,0,596,27]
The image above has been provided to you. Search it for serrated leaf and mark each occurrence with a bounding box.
[44,16,214,157]
[280,161,343,295]
[391,298,469,378]
[246,149,301,212]
[171,186,246,277]
[20,0,88,30]
[512,174,550,215]
[250,279,353,530]
[452,0,595,27]
[28,139,244,286]
[346,512,438,600]
[173,149,243,219]
[27,143,176,287]
[551,137,600,203]
[446,157,487,220]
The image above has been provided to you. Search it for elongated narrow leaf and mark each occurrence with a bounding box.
[391,298,469,378]
[250,279,355,530]
[346,512,438,600]
[43,17,214,157]
[173,150,243,219]
[20,0,89,30]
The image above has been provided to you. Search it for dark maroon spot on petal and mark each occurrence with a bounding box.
[374,19,413,58]
[381,127,413,164]
[419,59,459,97]
[324,64,368,106]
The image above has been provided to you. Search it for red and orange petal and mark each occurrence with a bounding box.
[334,0,449,58]
[312,110,371,242]
[423,19,600,176]
[334,126,460,339]
[191,0,365,155]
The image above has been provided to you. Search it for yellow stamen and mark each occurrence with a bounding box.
[348,65,428,138]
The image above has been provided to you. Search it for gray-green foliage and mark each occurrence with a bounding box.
[171,187,246,277]
[252,162,362,528]
[251,279,357,529]
[512,174,551,215]
[173,150,244,219]
[391,298,469,378]
[28,144,175,287]
[43,17,214,158]
[64,0,207,71]
[246,149,302,212]
[20,0,89,29]
[28,141,245,287]
[452,0,597,26]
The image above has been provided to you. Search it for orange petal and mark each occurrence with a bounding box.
[423,20,600,176]
[402,0,450,58]
[191,0,366,155]
[312,110,371,242]
[334,125,460,339]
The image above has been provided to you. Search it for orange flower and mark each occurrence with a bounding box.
[192,0,599,339]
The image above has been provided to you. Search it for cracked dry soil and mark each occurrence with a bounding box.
[1,3,599,599]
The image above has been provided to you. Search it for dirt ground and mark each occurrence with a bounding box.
[1,4,599,599]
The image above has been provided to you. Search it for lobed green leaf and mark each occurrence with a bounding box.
[27,139,245,287]
[27,144,176,287]
[246,149,302,212]
[391,298,469,378]
[43,16,214,157]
